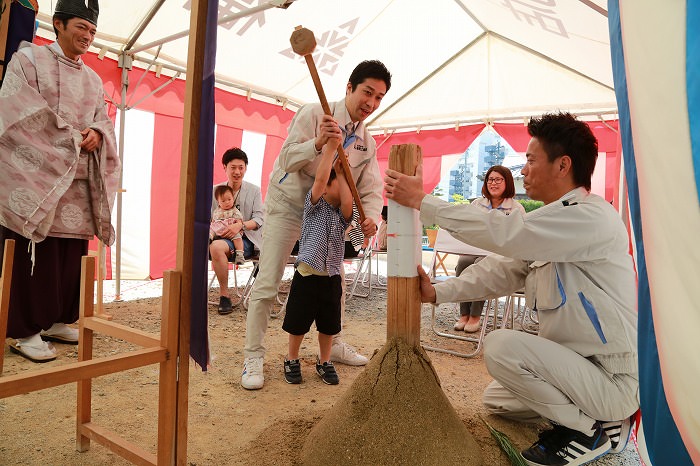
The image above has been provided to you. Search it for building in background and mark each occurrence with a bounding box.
[447,131,524,201]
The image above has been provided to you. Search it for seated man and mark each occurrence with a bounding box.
[209,148,264,315]
[376,205,388,251]
[385,112,638,466]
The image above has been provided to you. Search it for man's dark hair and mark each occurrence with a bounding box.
[52,13,71,37]
[221,147,248,166]
[481,165,516,200]
[214,184,234,201]
[527,112,598,191]
[348,60,392,92]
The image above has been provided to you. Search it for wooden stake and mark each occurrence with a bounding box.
[386,144,422,346]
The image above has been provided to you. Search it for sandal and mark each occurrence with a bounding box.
[9,336,57,363]
[40,323,79,344]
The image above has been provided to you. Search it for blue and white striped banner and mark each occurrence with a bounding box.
[609,1,699,464]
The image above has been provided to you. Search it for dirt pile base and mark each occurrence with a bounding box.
[302,338,483,466]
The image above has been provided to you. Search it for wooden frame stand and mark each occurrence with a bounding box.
[0,255,182,465]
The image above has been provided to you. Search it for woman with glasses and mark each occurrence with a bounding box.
[454,165,525,332]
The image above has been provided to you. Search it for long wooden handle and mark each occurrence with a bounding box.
[291,26,367,225]
[297,47,366,224]
[0,0,13,80]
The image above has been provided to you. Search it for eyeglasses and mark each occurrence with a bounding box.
[486,177,505,184]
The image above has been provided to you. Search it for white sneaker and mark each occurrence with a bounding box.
[241,356,264,390]
[330,341,368,366]
[10,333,57,362]
[602,414,635,453]
[41,322,79,344]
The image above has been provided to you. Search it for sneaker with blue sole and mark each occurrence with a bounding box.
[521,423,611,466]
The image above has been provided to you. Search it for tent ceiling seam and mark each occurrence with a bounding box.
[367,107,619,133]
[452,0,488,32]
[578,0,608,17]
[127,0,289,56]
[367,30,488,126]
[490,30,614,91]
[124,0,166,51]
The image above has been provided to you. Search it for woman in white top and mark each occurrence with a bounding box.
[454,165,525,332]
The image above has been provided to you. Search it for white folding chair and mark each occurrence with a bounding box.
[248,254,297,319]
[207,251,258,307]
[428,228,491,278]
[344,243,374,300]
[503,289,538,334]
[422,229,500,358]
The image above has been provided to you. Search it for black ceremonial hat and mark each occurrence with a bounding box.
[54,0,99,26]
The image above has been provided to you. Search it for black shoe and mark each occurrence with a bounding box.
[283,358,302,384]
[217,296,233,315]
[521,423,611,466]
[315,359,339,385]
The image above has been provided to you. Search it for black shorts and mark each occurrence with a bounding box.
[282,271,342,336]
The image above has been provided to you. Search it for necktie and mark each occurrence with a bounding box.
[342,122,356,149]
[341,122,364,250]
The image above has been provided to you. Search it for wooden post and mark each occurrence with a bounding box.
[174,0,210,462]
[0,0,11,79]
[76,255,96,452]
[0,239,15,375]
[88,242,112,320]
[386,144,423,346]
[157,269,181,465]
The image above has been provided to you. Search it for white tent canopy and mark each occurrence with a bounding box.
[35,0,615,132]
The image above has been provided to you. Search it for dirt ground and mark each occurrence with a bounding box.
[0,268,641,465]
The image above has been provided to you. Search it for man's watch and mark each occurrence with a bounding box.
[241,222,247,231]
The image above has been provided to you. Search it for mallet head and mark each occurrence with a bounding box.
[290,26,316,56]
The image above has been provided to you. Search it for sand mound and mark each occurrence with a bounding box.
[302,338,483,466]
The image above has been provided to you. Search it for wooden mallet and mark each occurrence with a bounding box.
[290,25,366,224]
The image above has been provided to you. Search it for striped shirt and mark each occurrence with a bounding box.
[297,190,350,276]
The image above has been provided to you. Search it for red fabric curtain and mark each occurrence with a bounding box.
[261,135,285,198]
[375,124,485,161]
[149,114,183,278]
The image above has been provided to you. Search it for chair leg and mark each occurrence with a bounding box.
[422,298,498,358]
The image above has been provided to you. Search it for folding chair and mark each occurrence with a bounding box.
[423,294,506,358]
[422,229,499,358]
[207,255,255,307]
[503,289,538,334]
[344,241,374,300]
[428,228,491,277]
[244,254,297,319]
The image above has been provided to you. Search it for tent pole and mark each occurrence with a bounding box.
[114,61,129,300]
[127,0,291,56]
[124,0,167,51]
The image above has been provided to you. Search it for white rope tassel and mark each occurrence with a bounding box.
[28,239,36,276]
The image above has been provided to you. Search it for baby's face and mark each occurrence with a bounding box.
[217,191,235,210]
